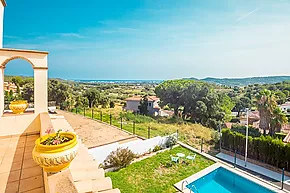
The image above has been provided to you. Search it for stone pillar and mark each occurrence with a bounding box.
[34,67,48,114]
[0,66,4,116]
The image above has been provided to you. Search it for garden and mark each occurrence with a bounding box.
[105,146,214,193]
[69,105,216,151]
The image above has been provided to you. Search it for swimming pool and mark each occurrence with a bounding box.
[186,166,276,193]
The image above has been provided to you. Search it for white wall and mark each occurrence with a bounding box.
[0,3,4,48]
[89,134,176,164]
[125,101,140,112]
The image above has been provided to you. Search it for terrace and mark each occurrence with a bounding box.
[0,2,121,193]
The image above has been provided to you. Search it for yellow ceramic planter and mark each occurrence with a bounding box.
[9,100,28,114]
[32,132,79,173]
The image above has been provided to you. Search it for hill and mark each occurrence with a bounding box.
[186,76,290,86]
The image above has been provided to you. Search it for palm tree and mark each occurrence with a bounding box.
[270,107,288,136]
[256,89,277,135]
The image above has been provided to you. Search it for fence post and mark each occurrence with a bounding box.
[234,150,237,168]
[133,122,135,134]
[219,123,222,152]
[282,168,285,190]
[91,109,94,119]
[148,127,151,139]
[120,117,123,129]
[83,108,86,116]
[201,138,203,153]
[110,114,112,125]
[176,129,179,141]
[100,111,103,122]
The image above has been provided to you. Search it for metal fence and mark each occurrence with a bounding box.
[65,107,176,140]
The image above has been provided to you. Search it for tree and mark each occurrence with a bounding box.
[100,95,110,108]
[256,89,277,135]
[48,80,71,107]
[109,101,115,108]
[22,83,34,102]
[83,88,100,108]
[156,79,229,129]
[270,107,288,135]
[11,76,23,87]
[233,96,251,117]
[275,91,287,105]
[283,90,289,98]
[219,94,235,121]
[155,80,194,116]
[138,96,149,115]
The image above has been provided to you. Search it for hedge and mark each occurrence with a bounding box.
[231,124,261,137]
[222,128,290,171]
[274,132,287,140]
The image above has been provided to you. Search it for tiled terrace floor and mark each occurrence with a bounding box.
[0,135,44,193]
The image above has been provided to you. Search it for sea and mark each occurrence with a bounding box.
[72,79,164,84]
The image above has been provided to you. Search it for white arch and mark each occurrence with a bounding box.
[0,48,49,116]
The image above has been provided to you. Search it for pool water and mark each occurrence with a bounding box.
[186,167,275,193]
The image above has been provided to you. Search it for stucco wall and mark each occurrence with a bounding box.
[0,114,40,136]
[0,49,48,116]
[125,101,140,112]
[0,3,3,48]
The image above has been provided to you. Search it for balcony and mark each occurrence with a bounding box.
[0,112,120,193]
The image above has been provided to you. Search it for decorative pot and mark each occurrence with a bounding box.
[32,132,79,173]
[9,100,28,114]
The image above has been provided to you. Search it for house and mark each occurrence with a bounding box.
[124,96,161,116]
[4,81,18,92]
[279,102,290,113]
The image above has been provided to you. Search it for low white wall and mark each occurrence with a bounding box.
[89,134,176,164]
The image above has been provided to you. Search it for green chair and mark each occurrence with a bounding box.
[170,155,179,163]
[186,153,196,163]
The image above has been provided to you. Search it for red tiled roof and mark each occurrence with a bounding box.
[225,122,233,128]
[283,132,290,143]
[125,96,159,102]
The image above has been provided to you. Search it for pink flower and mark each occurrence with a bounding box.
[45,127,53,134]
[52,139,61,145]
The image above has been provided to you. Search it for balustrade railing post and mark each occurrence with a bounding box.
[201,138,204,153]
[282,168,285,190]
[234,150,237,168]
[120,117,123,129]
[148,127,151,139]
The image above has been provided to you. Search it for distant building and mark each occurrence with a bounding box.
[4,81,18,93]
[279,102,290,113]
[124,96,161,116]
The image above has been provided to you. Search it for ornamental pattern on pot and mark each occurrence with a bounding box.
[32,150,78,167]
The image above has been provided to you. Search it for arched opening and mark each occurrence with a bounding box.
[3,58,35,114]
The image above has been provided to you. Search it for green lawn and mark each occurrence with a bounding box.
[106,146,214,193]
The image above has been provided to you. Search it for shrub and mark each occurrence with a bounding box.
[123,112,156,123]
[222,129,290,171]
[164,135,177,149]
[274,132,287,140]
[231,124,261,137]
[230,118,240,123]
[161,161,173,168]
[109,101,115,108]
[153,145,162,152]
[104,148,136,169]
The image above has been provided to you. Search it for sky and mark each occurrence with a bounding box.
[3,0,290,80]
